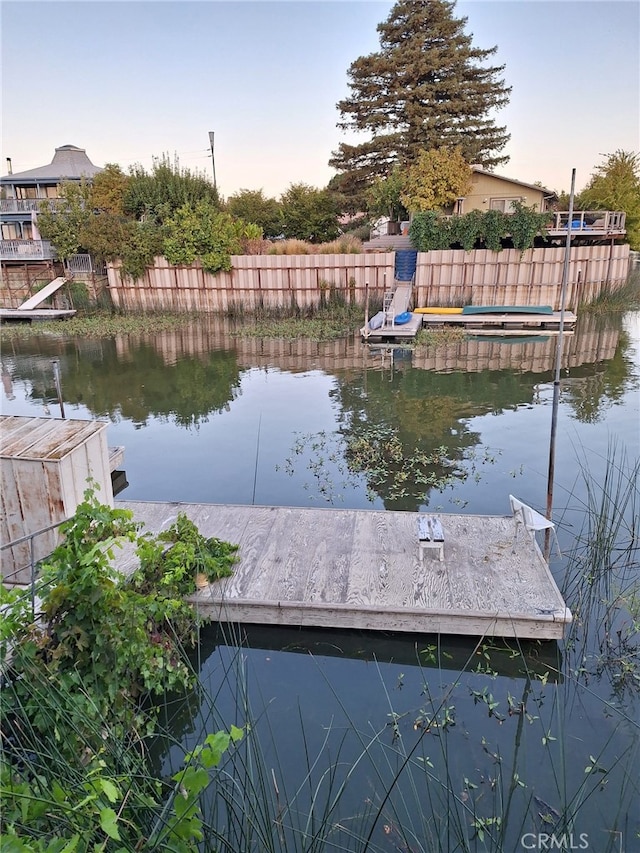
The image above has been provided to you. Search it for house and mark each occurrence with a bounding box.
[461,165,556,215]
[365,165,625,249]
[1,144,103,264]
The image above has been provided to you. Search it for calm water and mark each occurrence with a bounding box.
[1,311,639,850]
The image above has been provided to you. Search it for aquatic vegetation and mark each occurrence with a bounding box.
[582,270,640,313]
[231,302,364,341]
[277,425,503,506]
[0,310,203,340]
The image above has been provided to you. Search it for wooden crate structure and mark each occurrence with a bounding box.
[0,416,114,584]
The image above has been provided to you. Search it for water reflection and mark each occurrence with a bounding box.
[2,311,638,848]
[1,312,637,514]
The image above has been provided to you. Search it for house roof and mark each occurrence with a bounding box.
[1,145,103,183]
[470,166,556,199]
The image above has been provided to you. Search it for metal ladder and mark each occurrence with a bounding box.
[383,289,395,327]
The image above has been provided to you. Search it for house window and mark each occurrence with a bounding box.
[2,223,25,239]
[490,198,521,214]
[2,223,18,239]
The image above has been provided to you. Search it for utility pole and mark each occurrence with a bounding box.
[208,131,217,191]
[545,168,576,559]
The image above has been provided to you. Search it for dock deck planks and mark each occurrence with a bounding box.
[114,501,571,640]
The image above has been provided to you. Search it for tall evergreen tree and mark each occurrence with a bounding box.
[330,0,511,195]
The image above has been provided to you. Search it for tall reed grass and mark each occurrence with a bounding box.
[582,270,640,313]
[266,236,363,256]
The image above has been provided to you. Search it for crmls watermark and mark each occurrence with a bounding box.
[520,834,590,851]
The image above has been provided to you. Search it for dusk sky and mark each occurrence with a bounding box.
[2,1,638,198]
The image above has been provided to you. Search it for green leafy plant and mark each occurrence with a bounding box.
[162,200,247,273]
[449,209,485,251]
[480,209,507,252]
[508,200,552,253]
[1,488,239,762]
[131,512,239,596]
[409,210,450,251]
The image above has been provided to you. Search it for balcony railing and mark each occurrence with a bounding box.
[0,198,65,214]
[548,210,626,234]
[0,239,56,260]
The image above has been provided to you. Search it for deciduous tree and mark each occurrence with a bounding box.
[89,164,130,216]
[330,0,511,200]
[280,183,340,243]
[226,189,282,238]
[123,155,220,224]
[578,150,640,250]
[400,148,472,213]
[36,180,92,260]
[367,166,408,222]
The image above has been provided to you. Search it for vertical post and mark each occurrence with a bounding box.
[545,168,576,558]
[208,131,217,191]
[29,533,36,620]
[364,281,370,338]
[51,359,65,419]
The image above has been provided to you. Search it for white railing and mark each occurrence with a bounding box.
[549,210,626,233]
[0,198,66,214]
[66,254,94,275]
[0,239,56,260]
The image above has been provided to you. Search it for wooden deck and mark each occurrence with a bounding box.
[114,501,572,640]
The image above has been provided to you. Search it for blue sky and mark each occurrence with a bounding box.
[2,1,638,197]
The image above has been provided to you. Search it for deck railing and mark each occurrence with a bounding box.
[0,239,56,260]
[549,210,626,234]
[0,198,65,214]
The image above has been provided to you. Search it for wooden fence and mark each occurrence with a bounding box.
[413,244,630,309]
[106,254,395,313]
[104,243,631,313]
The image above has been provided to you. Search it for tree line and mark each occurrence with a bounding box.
[36,0,639,278]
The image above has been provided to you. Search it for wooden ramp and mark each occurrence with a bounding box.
[389,282,413,315]
[114,501,572,640]
[18,277,68,310]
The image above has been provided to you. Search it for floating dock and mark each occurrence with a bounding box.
[0,308,76,322]
[418,310,577,330]
[362,310,577,341]
[114,501,572,640]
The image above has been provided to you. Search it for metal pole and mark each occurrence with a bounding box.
[545,168,576,558]
[208,131,217,191]
[364,281,370,339]
[51,359,65,419]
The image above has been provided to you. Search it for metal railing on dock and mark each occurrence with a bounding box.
[1,518,67,619]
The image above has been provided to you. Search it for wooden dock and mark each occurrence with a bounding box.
[0,308,76,321]
[418,310,577,331]
[114,501,572,640]
[361,310,576,341]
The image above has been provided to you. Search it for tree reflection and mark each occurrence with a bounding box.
[329,365,522,511]
[561,327,638,424]
[6,336,242,428]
